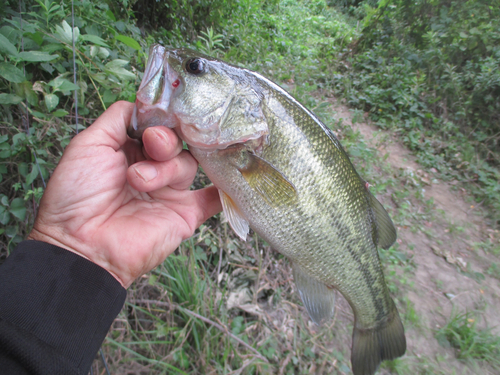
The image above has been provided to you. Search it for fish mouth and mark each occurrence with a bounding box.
[127,45,180,140]
[128,98,180,139]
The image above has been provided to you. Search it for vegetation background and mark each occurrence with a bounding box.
[1,0,499,374]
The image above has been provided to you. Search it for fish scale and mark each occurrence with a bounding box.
[129,45,406,375]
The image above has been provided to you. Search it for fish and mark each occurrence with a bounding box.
[128,44,406,375]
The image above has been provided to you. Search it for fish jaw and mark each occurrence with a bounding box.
[128,45,182,139]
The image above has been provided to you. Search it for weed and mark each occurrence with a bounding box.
[486,263,500,280]
[435,311,500,369]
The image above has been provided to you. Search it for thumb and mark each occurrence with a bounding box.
[73,101,135,151]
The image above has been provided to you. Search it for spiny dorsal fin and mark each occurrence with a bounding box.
[367,189,397,250]
[292,263,336,325]
[219,189,249,241]
[238,153,298,208]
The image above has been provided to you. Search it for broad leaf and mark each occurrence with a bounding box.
[44,93,59,112]
[81,34,109,47]
[18,162,28,177]
[52,109,69,117]
[0,206,10,226]
[48,77,79,92]
[0,34,18,57]
[0,62,25,82]
[98,47,110,59]
[116,34,141,51]
[0,93,22,105]
[26,164,39,185]
[9,198,26,221]
[106,67,136,80]
[55,20,80,44]
[19,51,58,62]
[105,59,135,80]
[105,59,130,69]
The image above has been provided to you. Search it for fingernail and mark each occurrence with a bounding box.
[134,164,158,182]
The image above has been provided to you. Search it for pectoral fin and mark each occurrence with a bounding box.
[219,189,249,241]
[367,190,397,249]
[292,263,336,325]
[238,153,297,208]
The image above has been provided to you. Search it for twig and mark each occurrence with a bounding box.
[228,262,259,271]
[129,299,269,363]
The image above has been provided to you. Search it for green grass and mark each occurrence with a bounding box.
[435,311,500,369]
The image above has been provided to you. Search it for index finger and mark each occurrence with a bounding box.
[142,126,183,162]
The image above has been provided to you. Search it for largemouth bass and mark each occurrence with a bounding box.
[128,45,406,375]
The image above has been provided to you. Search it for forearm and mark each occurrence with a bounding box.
[0,240,126,374]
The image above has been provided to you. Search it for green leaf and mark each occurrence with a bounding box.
[26,32,43,46]
[105,59,135,80]
[52,109,68,117]
[0,33,18,57]
[106,10,116,21]
[0,206,10,225]
[106,67,136,80]
[5,225,18,237]
[97,47,110,59]
[26,164,39,185]
[18,51,58,62]
[12,132,26,146]
[0,134,8,143]
[44,93,59,112]
[115,34,141,51]
[55,20,80,44]
[48,77,79,92]
[18,162,28,177]
[81,34,109,47]
[105,59,130,69]
[0,62,25,82]
[40,62,54,74]
[9,198,26,221]
[0,93,22,104]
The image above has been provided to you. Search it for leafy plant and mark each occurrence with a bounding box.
[0,1,142,253]
[334,0,500,225]
[435,311,500,367]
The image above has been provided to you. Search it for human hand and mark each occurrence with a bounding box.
[28,101,221,288]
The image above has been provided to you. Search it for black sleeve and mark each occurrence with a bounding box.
[0,240,127,374]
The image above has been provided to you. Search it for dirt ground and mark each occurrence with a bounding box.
[329,99,500,374]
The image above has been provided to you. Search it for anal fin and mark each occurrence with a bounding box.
[219,189,249,241]
[292,263,336,325]
[367,189,397,249]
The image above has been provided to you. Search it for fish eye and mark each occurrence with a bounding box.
[185,58,205,75]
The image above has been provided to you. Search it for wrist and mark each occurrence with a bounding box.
[27,227,128,288]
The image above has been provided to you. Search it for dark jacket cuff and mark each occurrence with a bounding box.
[0,240,127,374]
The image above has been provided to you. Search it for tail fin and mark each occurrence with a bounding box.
[351,309,406,375]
